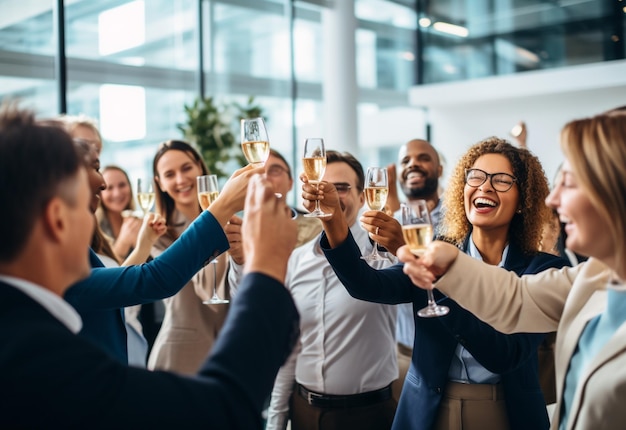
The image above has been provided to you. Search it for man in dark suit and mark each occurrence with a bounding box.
[0,104,299,429]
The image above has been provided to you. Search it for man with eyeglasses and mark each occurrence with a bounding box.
[229,151,398,430]
[226,149,322,266]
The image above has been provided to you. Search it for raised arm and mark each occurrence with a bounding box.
[65,165,264,310]
[398,241,583,334]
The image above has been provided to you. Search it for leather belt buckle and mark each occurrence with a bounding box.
[307,390,323,405]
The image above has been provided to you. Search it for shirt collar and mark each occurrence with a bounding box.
[0,274,82,333]
[467,233,509,268]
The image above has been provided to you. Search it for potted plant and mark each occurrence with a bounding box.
[178,96,265,178]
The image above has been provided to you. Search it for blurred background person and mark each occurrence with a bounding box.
[97,165,142,260]
[226,148,323,268]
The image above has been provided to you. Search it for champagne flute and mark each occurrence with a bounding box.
[302,138,331,218]
[361,167,389,262]
[136,178,155,216]
[197,174,219,210]
[401,200,449,317]
[202,256,229,305]
[241,117,282,198]
[196,175,229,305]
[241,117,270,166]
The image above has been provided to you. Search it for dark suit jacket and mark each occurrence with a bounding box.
[64,209,229,363]
[0,273,299,429]
[321,231,569,430]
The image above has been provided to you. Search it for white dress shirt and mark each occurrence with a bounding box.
[0,274,82,333]
[263,223,397,430]
[447,236,505,384]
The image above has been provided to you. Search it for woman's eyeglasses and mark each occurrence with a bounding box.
[465,168,517,192]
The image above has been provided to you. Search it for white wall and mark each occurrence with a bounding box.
[409,60,626,187]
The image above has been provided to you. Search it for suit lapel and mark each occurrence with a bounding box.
[565,293,626,430]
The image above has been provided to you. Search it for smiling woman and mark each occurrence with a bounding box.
[148,139,232,375]
[397,108,626,430]
[440,136,550,257]
[96,165,141,259]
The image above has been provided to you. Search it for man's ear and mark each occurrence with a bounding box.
[41,197,69,244]
[437,164,443,179]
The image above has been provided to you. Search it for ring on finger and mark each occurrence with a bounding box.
[375,226,380,235]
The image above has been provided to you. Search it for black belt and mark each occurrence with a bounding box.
[297,384,392,409]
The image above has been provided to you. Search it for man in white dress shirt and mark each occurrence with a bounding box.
[229,151,397,430]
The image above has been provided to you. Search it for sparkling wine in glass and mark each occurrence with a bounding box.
[401,200,449,317]
[302,138,331,218]
[241,117,270,166]
[136,178,155,215]
[197,174,219,210]
[196,175,229,305]
[362,167,389,262]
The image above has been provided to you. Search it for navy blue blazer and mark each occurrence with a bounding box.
[322,231,569,430]
[64,209,229,363]
[0,273,299,429]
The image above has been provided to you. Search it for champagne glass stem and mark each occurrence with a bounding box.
[426,289,437,308]
[314,183,322,212]
[211,260,219,301]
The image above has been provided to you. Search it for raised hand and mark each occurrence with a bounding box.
[300,175,341,220]
[210,164,265,226]
[225,215,244,265]
[360,210,405,255]
[384,163,401,215]
[397,240,460,289]
[243,175,297,283]
[113,215,142,258]
[122,213,167,266]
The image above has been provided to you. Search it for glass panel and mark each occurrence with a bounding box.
[65,0,197,70]
[418,0,620,84]
[212,2,290,79]
[68,82,195,177]
[0,0,55,56]
[0,0,56,110]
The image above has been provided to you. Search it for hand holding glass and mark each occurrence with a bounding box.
[361,167,389,262]
[401,200,449,317]
[136,178,155,215]
[302,138,331,218]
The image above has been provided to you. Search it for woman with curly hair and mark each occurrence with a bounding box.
[312,136,570,429]
[400,109,626,429]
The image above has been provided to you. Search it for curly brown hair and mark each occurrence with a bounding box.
[440,136,551,255]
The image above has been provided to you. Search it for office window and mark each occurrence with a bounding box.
[0,0,56,115]
[418,0,622,84]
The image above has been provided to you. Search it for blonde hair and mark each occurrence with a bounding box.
[59,114,103,145]
[441,136,552,255]
[560,109,626,264]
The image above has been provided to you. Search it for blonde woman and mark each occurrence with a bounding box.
[97,165,142,259]
[400,108,626,429]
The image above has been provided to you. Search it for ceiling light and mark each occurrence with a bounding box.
[432,21,469,38]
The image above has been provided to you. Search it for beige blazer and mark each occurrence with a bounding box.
[147,210,230,375]
[436,253,626,430]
